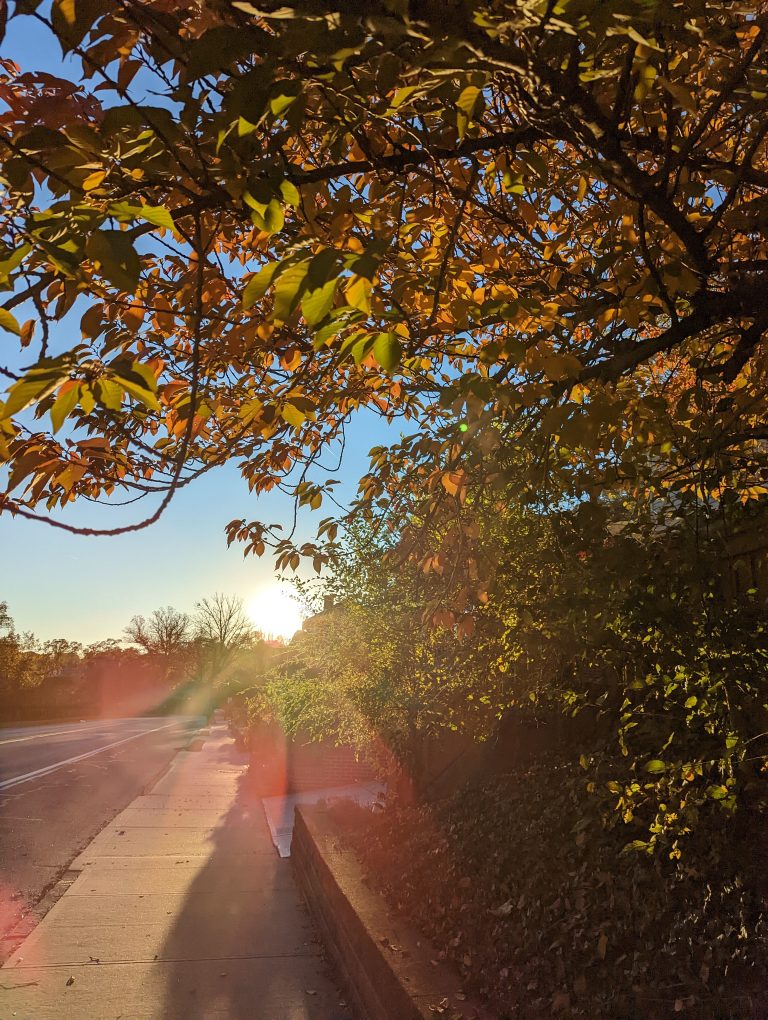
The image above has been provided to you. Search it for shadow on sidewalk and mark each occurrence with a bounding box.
[158,740,352,1019]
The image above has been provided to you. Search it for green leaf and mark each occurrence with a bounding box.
[79,384,95,415]
[645,759,667,774]
[238,116,258,137]
[0,308,21,336]
[130,361,158,391]
[86,230,140,293]
[348,251,381,281]
[351,335,376,365]
[132,204,176,234]
[456,84,481,139]
[50,383,81,433]
[269,81,302,117]
[280,180,300,207]
[306,248,341,288]
[187,25,259,79]
[273,260,310,322]
[1,360,71,419]
[373,332,402,371]
[119,377,161,412]
[623,839,651,853]
[0,243,31,284]
[243,262,280,309]
[108,199,174,232]
[262,198,285,234]
[301,278,338,326]
[313,316,346,350]
[243,185,272,217]
[95,379,122,411]
[684,695,697,709]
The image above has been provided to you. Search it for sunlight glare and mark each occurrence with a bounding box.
[246,586,305,640]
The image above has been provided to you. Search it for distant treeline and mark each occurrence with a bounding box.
[0,595,280,724]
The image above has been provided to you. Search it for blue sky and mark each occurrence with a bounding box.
[0,417,392,643]
[0,9,398,643]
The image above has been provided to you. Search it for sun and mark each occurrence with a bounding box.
[246,586,305,641]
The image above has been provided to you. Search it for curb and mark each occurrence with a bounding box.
[292,805,489,1020]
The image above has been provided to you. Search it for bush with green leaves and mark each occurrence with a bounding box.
[339,759,767,1018]
[259,493,768,854]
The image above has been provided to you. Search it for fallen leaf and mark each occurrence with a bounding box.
[491,899,514,917]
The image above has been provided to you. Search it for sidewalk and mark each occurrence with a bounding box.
[0,725,353,1019]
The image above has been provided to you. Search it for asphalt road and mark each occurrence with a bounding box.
[0,716,195,958]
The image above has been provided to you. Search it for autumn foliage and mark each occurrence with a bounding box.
[0,1,766,601]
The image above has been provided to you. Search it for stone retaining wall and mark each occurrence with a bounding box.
[292,804,488,1020]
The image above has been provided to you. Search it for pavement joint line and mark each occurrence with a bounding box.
[0,723,179,791]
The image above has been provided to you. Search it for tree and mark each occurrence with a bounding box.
[124,605,192,680]
[194,593,253,679]
[0,2,766,585]
[0,601,41,717]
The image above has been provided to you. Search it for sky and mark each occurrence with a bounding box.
[0,418,392,643]
[0,9,398,643]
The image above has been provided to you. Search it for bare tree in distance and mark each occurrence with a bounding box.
[124,606,192,680]
[194,594,254,680]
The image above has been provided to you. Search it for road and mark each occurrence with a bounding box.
[0,716,196,958]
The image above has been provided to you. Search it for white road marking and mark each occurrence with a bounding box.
[0,723,140,746]
[0,723,179,791]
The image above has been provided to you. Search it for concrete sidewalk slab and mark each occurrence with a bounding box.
[70,825,272,866]
[0,724,352,1020]
[5,906,316,967]
[0,956,348,1020]
[19,883,309,930]
[134,792,239,810]
[110,806,266,829]
[60,855,297,896]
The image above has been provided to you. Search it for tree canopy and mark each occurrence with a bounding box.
[1,0,766,579]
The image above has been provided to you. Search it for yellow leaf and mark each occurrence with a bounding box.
[541,353,583,382]
[281,403,305,428]
[441,470,466,497]
[345,276,371,314]
[82,170,107,192]
[0,308,21,336]
[634,62,657,102]
[389,85,419,109]
[56,0,76,24]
